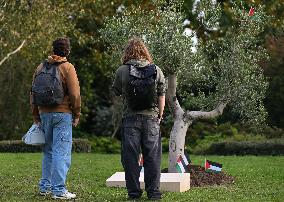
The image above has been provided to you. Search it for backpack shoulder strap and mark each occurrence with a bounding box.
[34,61,48,78]
[144,64,157,78]
[51,61,68,80]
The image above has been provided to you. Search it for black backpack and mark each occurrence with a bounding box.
[126,64,157,110]
[31,61,65,106]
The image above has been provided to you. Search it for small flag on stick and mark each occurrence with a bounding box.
[176,157,185,173]
[205,159,222,173]
[184,150,191,165]
[175,151,191,173]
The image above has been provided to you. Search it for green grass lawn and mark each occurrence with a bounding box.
[0,153,283,202]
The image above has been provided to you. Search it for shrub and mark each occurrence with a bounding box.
[185,122,241,146]
[89,137,121,154]
[72,138,91,153]
[88,136,170,154]
[261,126,284,139]
[0,140,41,153]
[199,139,284,155]
[0,139,91,153]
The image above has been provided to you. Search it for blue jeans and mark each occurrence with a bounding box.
[39,112,72,195]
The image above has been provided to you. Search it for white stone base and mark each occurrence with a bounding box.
[106,172,190,192]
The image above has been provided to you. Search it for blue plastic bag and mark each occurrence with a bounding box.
[22,124,45,145]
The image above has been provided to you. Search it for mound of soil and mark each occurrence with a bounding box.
[161,165,235,187]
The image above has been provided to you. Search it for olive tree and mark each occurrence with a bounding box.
[101,0,268,172]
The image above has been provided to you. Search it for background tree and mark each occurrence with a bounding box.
[183,0,284,128]
[1,0,282,145]
[0,0,73,139]
[101,0,268,172]
[68,0,155,137]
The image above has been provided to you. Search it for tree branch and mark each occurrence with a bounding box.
[185,102,228,121]
[0,40,26,66]
[166,74,184,118]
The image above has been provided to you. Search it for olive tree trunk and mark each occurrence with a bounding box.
[166,74,227,172]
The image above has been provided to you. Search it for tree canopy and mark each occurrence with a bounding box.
[0,0,283,140]
[101,0,268,127]
[0,0,73,139]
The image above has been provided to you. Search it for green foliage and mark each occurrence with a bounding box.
[68,0,156,135]
[87,136,169,154]
[0,0,282,142]
[0,0,74,139]
[0,138,91,153]
[185,121,284,155]
[185,121,274,154]
[161,137,170,153]
[220,0,284,36]
[263,37,284,128]
[102,0,269,129]
[203,139,284,155]
[0,140,41,153]
[101,0,193,76]
[186,122,237,147]
[262,125,284,139]
[180,3,269,128]
[72,138,92,153]
[89,137,121,153]
[0,153,284,201]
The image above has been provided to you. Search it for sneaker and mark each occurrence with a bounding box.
[52,191,76,200]
[39,191,51,196]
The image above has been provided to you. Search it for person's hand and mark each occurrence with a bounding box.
[73,117,80,127]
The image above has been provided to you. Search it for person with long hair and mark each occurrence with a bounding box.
[112,37,166,200]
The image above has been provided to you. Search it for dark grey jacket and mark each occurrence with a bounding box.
[112,59,166,117]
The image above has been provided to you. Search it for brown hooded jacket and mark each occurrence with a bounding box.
[30,55,81,122]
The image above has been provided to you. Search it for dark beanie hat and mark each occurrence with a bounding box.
[52,37,71,57]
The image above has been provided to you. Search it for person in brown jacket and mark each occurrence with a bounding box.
[30,38,80,200]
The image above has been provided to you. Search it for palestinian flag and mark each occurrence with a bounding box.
[175,152,191,173]
[205,159,222,173]
[184,150,191,165]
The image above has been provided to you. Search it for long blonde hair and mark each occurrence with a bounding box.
[121,37,153,64]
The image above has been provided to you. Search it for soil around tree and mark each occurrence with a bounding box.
[161,165,235,187]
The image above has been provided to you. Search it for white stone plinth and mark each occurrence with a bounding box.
[106,172,190,192]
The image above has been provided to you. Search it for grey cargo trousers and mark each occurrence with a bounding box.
[121,114,162,199]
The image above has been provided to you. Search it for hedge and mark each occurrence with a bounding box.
[88,136,170,154]
[0,137,168,154]
[90,137,121,153]
[0,138,91,153]
[201,140,284,155]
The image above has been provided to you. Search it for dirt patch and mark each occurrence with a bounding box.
[161,165,235,187]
